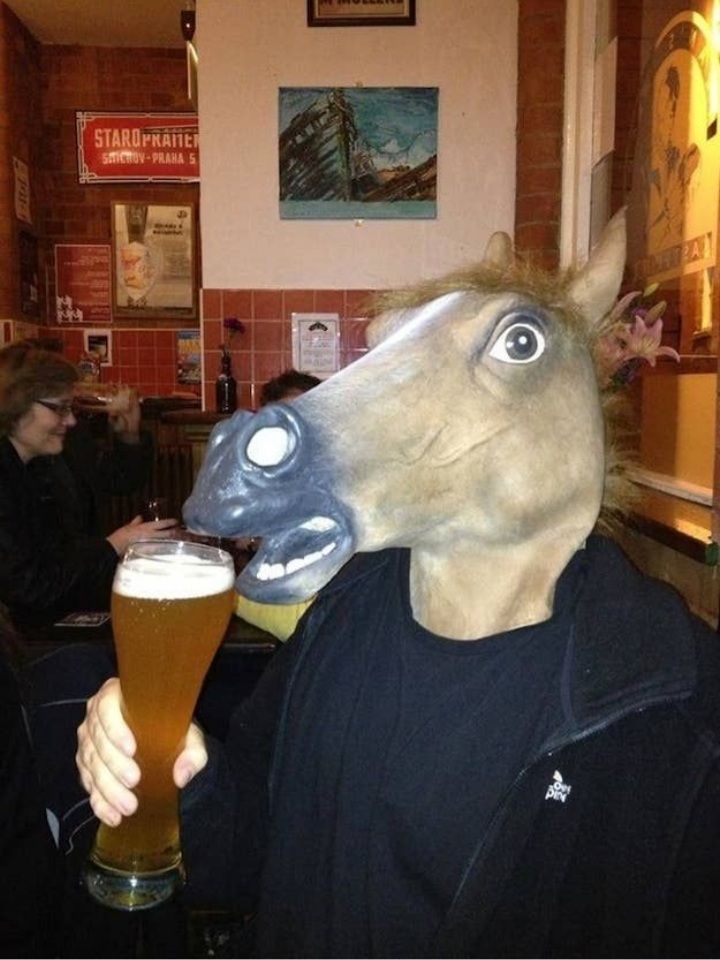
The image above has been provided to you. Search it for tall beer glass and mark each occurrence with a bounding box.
[83,539,235,911]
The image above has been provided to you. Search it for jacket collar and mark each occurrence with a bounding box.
[554,534,697,740]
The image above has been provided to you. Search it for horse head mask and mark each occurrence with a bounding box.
[185,210,627,638]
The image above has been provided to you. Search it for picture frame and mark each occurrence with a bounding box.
[291,312,340,378]
[307,0,415,28]
[279,86,437,219]
[83,328,113,366]
[111,202,197,319]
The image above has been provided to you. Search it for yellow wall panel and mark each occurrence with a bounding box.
[639,372,716,489]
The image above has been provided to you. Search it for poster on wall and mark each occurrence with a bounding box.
[13,157,31,224]
[641,12,718,285]
[627,5,720,352]
[55,244,112,324]
[279,87,438,219]
[19,231,39,318]
[291,313,340,378]
[83,329,113,366]
[76,112,199,183]
[176,329,201,384]
[112,203,196,319]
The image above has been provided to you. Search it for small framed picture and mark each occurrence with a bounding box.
[307,0,415,28]
[83,328,113,366]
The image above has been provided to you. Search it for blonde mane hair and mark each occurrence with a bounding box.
[368,257,639,534]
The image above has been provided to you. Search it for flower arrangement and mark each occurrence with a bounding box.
[220,317,245,357]
[223,316,246,345]
[596,283,680,390]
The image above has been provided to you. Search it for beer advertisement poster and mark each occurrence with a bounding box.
[55,244,112,325]
[76,112,199,183]
[112,203,196,319]
[177,329,201,384]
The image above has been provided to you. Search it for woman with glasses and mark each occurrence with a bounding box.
[0,343,177,634]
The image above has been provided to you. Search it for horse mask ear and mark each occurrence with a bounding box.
[567,208,627,327]
[482,231,514,269]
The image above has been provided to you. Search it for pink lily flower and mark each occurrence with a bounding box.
[617,312,680,367]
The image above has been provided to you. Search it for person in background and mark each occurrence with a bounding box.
[258,367,321,407]
[22,337,154,537]
[0,343,177,635]
[235,368,321,640]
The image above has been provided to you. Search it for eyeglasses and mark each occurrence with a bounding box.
[36,399,77,419]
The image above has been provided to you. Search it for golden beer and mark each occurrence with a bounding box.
[84,540,234,910]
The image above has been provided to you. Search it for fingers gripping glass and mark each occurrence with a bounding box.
[36,398,77,419]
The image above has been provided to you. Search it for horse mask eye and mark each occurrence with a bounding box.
[488,318,546,364]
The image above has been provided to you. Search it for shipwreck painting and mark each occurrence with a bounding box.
[278,87,438,220]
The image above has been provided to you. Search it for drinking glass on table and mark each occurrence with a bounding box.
[83,539,235,911]
[73,381,120,409]
[143,497,168,521]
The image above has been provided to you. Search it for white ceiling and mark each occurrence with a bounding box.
[5,0,189,48]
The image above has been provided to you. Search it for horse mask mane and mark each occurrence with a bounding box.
[185,210,627,639]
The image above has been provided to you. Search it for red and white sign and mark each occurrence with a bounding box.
[76,112,199,183]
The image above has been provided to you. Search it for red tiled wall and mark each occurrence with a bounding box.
[202,289,372,410]
[42,324,196,398]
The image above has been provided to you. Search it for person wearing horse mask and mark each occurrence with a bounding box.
[76,212,720,957]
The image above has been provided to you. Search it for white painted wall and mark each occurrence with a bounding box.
[198,0,518,289]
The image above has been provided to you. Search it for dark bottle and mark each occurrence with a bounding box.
[215,346,237,413]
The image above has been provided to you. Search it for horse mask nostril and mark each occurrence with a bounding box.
[246,425,294,467]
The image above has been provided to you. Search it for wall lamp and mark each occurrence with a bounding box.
[181,4,196,43]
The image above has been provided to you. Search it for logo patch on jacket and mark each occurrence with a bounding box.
[545,770,572,803]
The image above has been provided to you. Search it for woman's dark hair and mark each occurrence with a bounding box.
[260,369,321,406]
[0,342,78,437]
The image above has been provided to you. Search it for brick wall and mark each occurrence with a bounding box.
[0,5,43,319]
[515,0,566,270]
[613,0,643,214]
[39,45,199,331]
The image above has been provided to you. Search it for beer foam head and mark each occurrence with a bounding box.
[114,549,234,600]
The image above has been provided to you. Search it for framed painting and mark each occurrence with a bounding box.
[111,202,196,318]
[307,0,415,28]
[279,86,437,219]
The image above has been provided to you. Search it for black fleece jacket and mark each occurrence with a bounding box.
[182,535,720,957]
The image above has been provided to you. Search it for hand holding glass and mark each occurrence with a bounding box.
[83,540,235,911]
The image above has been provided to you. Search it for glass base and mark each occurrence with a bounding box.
[83,856,185,912]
